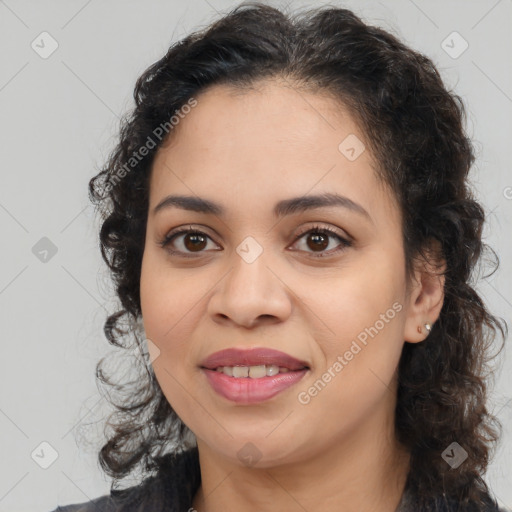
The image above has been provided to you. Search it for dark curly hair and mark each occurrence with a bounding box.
[88,2,507,508]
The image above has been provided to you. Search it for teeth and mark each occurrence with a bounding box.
[248,365,266,378]
[215,364,291,378]
[232,366,249,378]
[266,365,279,376]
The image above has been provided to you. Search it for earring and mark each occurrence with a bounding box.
[417,322,432,334]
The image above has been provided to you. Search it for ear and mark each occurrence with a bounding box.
[403,240,446,343]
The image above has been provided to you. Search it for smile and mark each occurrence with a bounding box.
[215,364,294,378]
[200,348,310,404]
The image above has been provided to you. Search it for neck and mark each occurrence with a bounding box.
[191,398,411,512]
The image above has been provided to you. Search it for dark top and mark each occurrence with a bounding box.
[51,447,508,512]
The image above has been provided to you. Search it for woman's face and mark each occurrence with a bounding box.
[140,81,420,467]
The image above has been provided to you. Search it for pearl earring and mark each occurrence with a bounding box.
[417,322,432,334]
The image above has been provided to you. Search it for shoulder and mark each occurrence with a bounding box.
[49,447,201,512]
[48,480,151,512]
[49,492,121,512]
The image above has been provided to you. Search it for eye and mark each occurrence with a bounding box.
[158,225,220,258]
[290,224,352,258]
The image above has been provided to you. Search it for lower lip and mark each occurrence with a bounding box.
[202,368,308,404]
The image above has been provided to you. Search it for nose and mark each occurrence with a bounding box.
[207,248,292,330]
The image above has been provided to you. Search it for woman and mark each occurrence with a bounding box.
[52,2,508,511]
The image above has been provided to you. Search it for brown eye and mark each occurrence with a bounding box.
[291,225,352,258]
[306,232,329,252]
[183,232,208,252]
[159,227,220,257]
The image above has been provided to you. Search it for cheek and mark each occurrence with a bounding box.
[140,259,201,422]
[140,248,212,404]
[300,254,406,403]
[306,258,405,353]
[140,249,197,343]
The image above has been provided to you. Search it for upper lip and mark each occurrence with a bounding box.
[200,348,309,371]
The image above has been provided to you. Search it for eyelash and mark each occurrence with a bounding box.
[158,224,352,259]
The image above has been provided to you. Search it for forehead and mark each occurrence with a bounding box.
[149,81,399,227]
[161,80,362,159]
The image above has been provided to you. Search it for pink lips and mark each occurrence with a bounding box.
[200,348,309,404]
[200,348,309,371]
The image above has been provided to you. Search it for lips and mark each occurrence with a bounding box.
[200,348,309,371]
[200,348,310,404]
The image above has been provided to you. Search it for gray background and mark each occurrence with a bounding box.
[0,0,510,510]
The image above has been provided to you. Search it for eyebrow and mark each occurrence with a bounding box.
[152,192,371,221]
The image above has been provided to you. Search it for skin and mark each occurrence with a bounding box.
[140,80,445,512]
